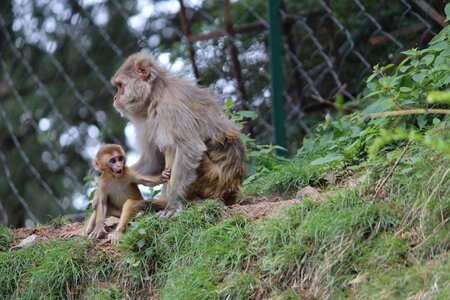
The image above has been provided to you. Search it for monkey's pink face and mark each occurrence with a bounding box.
[108,152,125,177]
[113,79,125,109]
[112,75,152,118]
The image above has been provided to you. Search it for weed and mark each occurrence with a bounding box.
[0,225,13,251]
[0,238,91,299]
[83,285,122,300]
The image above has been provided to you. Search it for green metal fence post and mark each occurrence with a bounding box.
[268,0,287,156]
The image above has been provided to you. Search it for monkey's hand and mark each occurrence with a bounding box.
[107,231,121,244]
[161,167,171,182]
[88,225,107,239]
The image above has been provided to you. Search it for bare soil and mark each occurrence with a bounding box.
[11,195,311,248]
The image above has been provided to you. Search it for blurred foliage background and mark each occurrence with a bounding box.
[0,0,447,226]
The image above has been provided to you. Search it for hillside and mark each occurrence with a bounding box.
[1,137,449,299]
[1,13,450,300]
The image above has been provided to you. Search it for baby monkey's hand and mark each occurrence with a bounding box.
[161,167,171,181]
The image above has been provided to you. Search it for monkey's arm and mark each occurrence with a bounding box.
[132,144,165,175]
[128,168,170,187]
[88,188,108,239]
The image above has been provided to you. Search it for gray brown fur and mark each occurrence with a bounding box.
[111,52,246,215]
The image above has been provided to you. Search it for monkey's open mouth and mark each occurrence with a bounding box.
[113,169,123,176]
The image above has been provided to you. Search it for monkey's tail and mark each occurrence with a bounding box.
[134,198,168,212]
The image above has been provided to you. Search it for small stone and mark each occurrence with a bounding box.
[104,216,120,227]
[11,234,38,250]
[324,173,337,184]
[348,274,368,285]
[296,186,321,201]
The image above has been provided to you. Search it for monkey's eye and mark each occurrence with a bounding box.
[117,156,124,162]
[110,158,117,164]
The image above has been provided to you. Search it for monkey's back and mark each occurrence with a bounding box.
[188,131,246,205]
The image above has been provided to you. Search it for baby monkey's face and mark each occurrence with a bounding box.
[107,152,125,177]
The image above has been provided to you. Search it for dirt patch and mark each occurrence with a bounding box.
[11,218,124,250]
[11,198,302,248]
[13,222,83,245]
[223,199,299,221]
[238,195,287,205]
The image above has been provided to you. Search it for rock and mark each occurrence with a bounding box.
[343,175,367,189]
[348,274,368,285]
[10,234,38,250]
[295,186,322,201]
[324,172,337,185]
[104,216,120,227]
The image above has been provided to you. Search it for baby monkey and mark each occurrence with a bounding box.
[65,144,170,243]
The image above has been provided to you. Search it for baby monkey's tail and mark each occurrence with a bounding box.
[134,198,168,212]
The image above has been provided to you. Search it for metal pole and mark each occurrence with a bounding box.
[268,0,287,155]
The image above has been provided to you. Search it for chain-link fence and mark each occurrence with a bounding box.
[0,0,447,226]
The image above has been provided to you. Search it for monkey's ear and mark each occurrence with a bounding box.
[92,159,102,172]
[135,60,153,81]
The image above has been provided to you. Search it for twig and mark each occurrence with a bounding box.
[310,93,358,113]
[419,168,450,238]
[374,140,412,200]
[367,109,450,118]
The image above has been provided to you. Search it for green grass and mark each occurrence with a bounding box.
[357,253,450,299]
[2,142,448,299]
[0,225,13,251]
[244,146,333,196]
[0,238,91,299]
[82,285,123,300]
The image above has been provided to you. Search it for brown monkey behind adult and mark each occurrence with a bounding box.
[111,52,246,217]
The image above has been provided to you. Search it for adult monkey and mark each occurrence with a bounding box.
[111,52,246,217]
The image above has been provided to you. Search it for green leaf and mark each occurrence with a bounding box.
[224,97,233,109]
[427,91,450,104]
[236,110,257,119]
[343,139,361,154]
[412,73,426,84]
[399,65,411,73]
[417,115,427,129]
[445,3,450,21]
[137,239,146,248]
[399,87,412,92]
[402,49,418,56]
[422,54,435,66]
[432,118,441,126]
[310,153,344,166]
[366,72,378,83]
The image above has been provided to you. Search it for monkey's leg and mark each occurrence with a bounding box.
[106,205,122,218]
[157,145,205,218]
[62,211,95,238]
[108,199,140,244]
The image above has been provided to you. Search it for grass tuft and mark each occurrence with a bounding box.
[0,238,91,299]
[0,225,13,251]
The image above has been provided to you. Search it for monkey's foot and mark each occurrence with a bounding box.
[157,208,181,219]
[88,226,107,239]
[62,229,84,238]
[107,231,121,244]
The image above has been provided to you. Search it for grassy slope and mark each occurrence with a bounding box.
[0,140,448,299]
[1,18,449,300]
